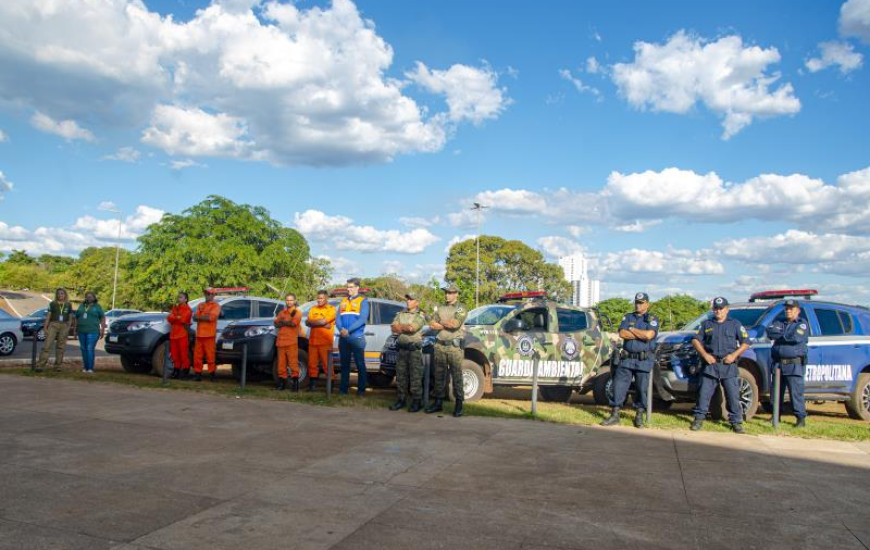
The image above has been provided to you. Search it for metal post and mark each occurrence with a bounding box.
[326,349,333,398]
[772,367,781,429]
[30,331,38,371]
[240,343,248,391]
[162,342,171,386]
[531,360,540,418]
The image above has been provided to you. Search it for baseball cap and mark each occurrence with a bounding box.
[405,292,419,301]
[712,296,729,309]
[783,299,800,308]
[634,292,649,303]
[443,283,460,293]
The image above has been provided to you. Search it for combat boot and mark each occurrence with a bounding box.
[408,399,423,413]
[170,368,180,379]
[276,378,286,391]
[179,369,190,380]
[600,407,620,426]
[690,417,704,431]
[731,422,745,434]
[193,372,202,382]
[452,399,464,417]
[307,378,317,392]
[633,409,645,429]
[795,417,806,428]
[425,399,443,414]
[209,372,217,383]
[389,399,406,411]
[291,377,299,392]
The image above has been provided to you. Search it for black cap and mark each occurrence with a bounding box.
[783,299,800,308]
[712,296,729,309]
[634,292,649,303]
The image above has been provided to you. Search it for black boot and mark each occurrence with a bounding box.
[209,372,217,382]
[170,368,179,379]
[600,407,620,426]
[690,417,704,431]
[795,417,806,428]
[277,378,286,391]
[731,422,745,434]
[193,372,202,382]
[633,409,646,429]
[389,399,406,411]
[408,399,422,413]
[291,377,299,392]
[307,378,317,392]
[180,368,190,380]
[425,399,443,414]
[452,399,464,417]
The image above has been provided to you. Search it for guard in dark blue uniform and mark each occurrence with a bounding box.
[766,299,809,428]
[601,292,659,429]
[690,297,750,433]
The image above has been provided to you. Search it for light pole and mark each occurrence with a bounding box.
[470,202,488,309]
[100,205,123,310]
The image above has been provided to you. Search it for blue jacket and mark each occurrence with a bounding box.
[335,295,369,339]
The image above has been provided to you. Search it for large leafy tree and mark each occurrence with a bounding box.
[594,297,633,332]
[649,294,708,331]
[445,236,571,307]
[59,247,135,307]
[129,195,325,309]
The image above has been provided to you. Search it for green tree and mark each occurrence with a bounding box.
[128,196,318,309]
[37,254,76,275]
[649,294,708,331]
[445,236,571,307]
[360,275,409,302]
[594,297,633,332]
[59,247,135,307]
[5,249,35,265]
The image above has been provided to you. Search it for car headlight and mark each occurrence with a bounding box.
[127,320,162,332]
[244,326,276,338]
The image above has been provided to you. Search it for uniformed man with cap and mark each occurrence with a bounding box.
[388,292,428,413]
[766,299,810,428]
[601,292,659,428]
[690,297,750,433]
[426,283,468,417]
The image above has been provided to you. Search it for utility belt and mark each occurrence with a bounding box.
[620,350,649,361]
[778,357,805,366]
[436,338,464,349]
[397,341,423,351]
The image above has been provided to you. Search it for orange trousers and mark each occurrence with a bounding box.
[169,337,190,369]
[308,345,332,379]
[277,345,299,379]
[193,337,216,374]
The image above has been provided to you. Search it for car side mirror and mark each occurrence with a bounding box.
[503,319,526,332]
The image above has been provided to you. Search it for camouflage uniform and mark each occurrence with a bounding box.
[393,308,427,401]
[432,300,468,400]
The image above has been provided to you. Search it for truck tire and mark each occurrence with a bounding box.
[367,372,395,388]
[120,354,152,374]
[151,341,168,377]
[845,373,870,421]
[538,386,573,403]
[449,360,485,402]
[710,367,759,421]
[271,349,309,385]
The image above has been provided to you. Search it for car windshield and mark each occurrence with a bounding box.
[28,308,47,318]
[465,305,518,326]
[682,306,769,331]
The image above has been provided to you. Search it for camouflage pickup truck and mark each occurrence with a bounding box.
[438,292,615,401]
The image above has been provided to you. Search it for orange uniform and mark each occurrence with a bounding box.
[193,301,221,374]
[307,303,336,379]
[167,304,192,370]
[275,307,302,379]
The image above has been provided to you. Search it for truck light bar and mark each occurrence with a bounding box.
[748,289,818,302]
[497,291,548,302]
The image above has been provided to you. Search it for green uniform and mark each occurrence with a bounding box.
[392,308,427,401]
[37,300,74,370]
[74,303,106,334]
[432,302,467,400]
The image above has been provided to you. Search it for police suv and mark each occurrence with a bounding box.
[654,290,870,421]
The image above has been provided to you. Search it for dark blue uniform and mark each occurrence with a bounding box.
[691,317,749,423]
[611,312,659,410]
[766,319,809,419]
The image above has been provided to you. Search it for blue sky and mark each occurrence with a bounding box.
[1,0,869,304]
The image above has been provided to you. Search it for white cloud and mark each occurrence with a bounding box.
[399,216,438,228]
[840,0,870,44]
[103,146,141,163]
[294,209,439,254]
[611,31,800,138]
[0,171,12,198]
[537,236,585,258]
[73,205,165,240]
[446,208,487,228]
[558,69,600,97]
[806,41,863,73]
[407,61,509,124]
[596,248,725,279]
[473,188,547,214]
[567,225,588,238]
[97,201,118,211]
[585,56,601,74]
[611,220,662,233]
[30,111,95,142]
[0,0,508,166]
[0,129,7,142]
[444,234,477,253]
[170,158,207,170]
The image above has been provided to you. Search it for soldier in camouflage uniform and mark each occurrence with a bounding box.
[389,292,428,413]
[426,283,468,417]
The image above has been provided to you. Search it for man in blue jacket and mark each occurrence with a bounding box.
[766,299,810,427]
[335,277,370,395]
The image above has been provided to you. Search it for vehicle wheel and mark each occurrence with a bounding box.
[368,372,395,388]
[844,373,870,421]
[449,360,485,402]
[37,328,46,341]
[151,341,168,377]
[592,372,612,406]
[0,332,17,356]
[710,367,759,421]
[538,386,573,402]
[120,354,152,374]
[271,349,309,385]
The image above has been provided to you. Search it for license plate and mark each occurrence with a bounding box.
[384,351,396,364]
[108,335,118,343]
[221,342,233,350]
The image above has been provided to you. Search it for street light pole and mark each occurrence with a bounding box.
[470,202,488,309]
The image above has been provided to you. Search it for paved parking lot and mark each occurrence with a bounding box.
[0,375,868,549]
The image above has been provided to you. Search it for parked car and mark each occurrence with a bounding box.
[381,292,615,402]
[216,293,405,387]
[104,308,142,321]
[105,291,283,376]
[654,289,870,421]
[19,307,80,341]
[0,309,24,356]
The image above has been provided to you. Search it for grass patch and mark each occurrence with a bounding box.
[4,368,868,441]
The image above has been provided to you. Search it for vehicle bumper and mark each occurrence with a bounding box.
[104,328,162,356]
[216,336,274,364]
[656,370,698,402]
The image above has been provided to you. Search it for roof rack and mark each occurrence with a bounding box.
[497,291,548,303]
[748,289,818,302]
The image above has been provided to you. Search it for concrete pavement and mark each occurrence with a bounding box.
[0,375,868,549]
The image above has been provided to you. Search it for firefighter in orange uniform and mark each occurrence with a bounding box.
[305,289,336,391]
[166,291,192,379]
[193,288,221,382]
[274,293,303,391]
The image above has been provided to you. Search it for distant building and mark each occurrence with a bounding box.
[558,253,600,307]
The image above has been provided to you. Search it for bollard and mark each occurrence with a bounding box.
[422,353,430,408]
[240,343,248,392]
[531,360,540,418]
[30,332,38,372]
[326,350,333,398]
[772,367,781,429]
[646,368,655,426]
[162,342,171,386]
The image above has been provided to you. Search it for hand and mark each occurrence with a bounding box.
[98,332,104,341]
[429,322,443,331]
[722,353,736,365]
[340,329,349,338]
[703,352,716,365]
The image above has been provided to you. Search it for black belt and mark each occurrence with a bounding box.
[397,342,422,351]
[779,357,804,366]
[621,351,648,360]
